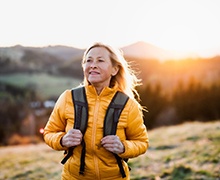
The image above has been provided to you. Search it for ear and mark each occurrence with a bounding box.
[111,65,119,76]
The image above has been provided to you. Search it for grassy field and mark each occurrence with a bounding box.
[0,73,82,99]
[0,121,219,180]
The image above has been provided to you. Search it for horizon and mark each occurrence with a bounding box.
[1,0,220,59]
[1,41,220,61]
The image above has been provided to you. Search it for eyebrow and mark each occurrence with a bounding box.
[87,55,104,59]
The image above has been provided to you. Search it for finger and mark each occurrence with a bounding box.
[62,130,83,147]
[101,135,118,144]
[69,129,82,135]
[68,129,83,138]
[103,145,120,154]
[66,137,82,147]
[101,136,124,154]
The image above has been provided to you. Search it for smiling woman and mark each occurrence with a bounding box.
[43,42,149,179]
[82,46,119,94]
[0,0,219,58]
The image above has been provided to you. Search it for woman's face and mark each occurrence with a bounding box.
[83,47,118,89]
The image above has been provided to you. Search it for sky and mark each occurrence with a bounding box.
[0,0,220,58]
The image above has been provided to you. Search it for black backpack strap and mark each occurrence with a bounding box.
[104,91,129,136]
[72,87,88,133]
[103,91,129,178]
[61,87,88,176]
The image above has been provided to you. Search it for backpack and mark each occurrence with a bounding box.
[61,86,129,178]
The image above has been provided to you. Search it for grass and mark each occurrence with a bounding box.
[0,144,63,180]
[128,121,220,180]
[0,72,82,99]
[0,121,219,180]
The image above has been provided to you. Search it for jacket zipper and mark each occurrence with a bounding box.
[92,96,101,179]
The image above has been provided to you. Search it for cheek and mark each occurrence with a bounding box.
[83,65,89,74]
[82,68,89,80]
[100,63,112,71]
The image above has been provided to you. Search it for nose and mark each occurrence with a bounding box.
[90,61,97,68]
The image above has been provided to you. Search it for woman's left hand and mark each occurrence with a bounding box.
[101,135,125,154]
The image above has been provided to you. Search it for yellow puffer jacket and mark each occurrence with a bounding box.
[44,84,149,180]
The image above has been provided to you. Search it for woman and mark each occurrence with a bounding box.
[44,42,149,180]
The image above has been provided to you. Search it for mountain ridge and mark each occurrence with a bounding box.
[1,42,220,87]
[0,41,205,62]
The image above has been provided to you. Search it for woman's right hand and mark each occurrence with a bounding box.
[61,129,83,148]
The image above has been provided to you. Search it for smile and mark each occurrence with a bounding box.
[89,71,100,74]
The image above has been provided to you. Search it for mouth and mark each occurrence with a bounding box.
[89,71,100,75]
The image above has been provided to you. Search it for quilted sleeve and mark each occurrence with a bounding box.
[119,99,149,159]
[43,90,70,151]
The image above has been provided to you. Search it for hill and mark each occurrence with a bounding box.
[121,41,177,61]
[0,121,219,179]
[0,45,84,78]
[41,45,84,61]
[1,43,220,88]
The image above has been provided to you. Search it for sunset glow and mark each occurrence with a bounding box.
[0,0,220,58]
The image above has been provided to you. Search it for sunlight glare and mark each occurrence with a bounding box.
[140,0,220,57]
[0,0,219,57]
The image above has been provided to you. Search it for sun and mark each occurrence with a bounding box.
[0,0,219,58]
[139,0,220,58]
[151,24,202,54]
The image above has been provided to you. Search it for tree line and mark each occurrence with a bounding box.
[0,82,35,145]
[138,77,220,129]
[0,78,220,145]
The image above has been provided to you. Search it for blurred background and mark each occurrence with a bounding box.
[0,0,220,179]
[0,0,219,146]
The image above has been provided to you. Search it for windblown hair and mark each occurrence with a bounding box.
[82,42,142,107]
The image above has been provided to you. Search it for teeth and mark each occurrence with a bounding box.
[90,71,99,74]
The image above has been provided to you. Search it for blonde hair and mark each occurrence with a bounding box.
[82,42,142,103]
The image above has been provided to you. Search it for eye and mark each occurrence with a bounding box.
[98,58,104,62]
[86,58,92,63]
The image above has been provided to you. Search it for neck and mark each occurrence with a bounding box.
[95,86,103,95]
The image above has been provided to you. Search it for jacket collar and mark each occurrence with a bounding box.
[85,83,119,97]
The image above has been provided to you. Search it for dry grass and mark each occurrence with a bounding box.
[0,121,219,180]
[0,144,63,180]
[129,121,220,180]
